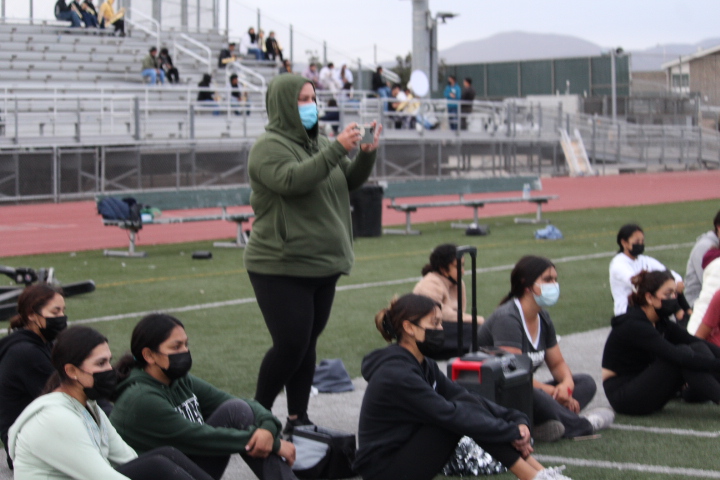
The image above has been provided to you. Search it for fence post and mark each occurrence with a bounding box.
[75,98,81,142]
[190,105,195,139]
[289,24,293,63]
[52,146,59,203]
[13,97,18,144]
[133,97,140,140]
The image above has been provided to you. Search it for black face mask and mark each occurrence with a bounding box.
[82,369,117,401]
[160,351,192,381]
[38,315,68,343]
[655,298,680,318]
[416,328,445,358]
[629,243,645,257]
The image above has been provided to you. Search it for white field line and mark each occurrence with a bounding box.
[535,454,720,478]
[1,242,694,332]
[610,423,720,437]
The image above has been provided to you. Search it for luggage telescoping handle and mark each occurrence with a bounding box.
[456,246,478,356]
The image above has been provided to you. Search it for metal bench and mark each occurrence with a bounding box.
[97,187,254,257]
[382,176,557,235]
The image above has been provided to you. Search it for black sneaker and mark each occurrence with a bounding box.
[282,412,314,439]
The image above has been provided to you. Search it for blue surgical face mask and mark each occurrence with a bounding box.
[533,282,560,307]
[298,103,318,129]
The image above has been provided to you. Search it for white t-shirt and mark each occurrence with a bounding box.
[609,252,682,315]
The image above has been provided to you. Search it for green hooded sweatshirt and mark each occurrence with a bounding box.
[243,74,377,277]
[109,369,282,456]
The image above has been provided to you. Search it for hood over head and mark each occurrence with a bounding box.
[265,74,318,146]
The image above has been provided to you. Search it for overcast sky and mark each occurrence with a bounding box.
[9,0,720,65]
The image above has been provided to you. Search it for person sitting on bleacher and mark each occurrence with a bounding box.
[217,43,237,69]
[99,0,125,36]
[197,74,219,115]
[141,47,165,86]
[54,0,82,28]
[158,48,179,84]
[240,27,263,60]
[229,74,249,116]
[72,0,98,28]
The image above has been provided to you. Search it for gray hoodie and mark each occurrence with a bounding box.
[685,231,719,306]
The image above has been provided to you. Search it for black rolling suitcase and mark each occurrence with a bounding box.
[446,246,534,425]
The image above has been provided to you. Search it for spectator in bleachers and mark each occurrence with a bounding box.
[54,0,82,28]
[335,64,353,91]
[240,27,263,60]
[9,325,214,480]
[99,0,125,36]
[266,31,284,62]
[685,210,720,307]
[278,59,292,75]
[389,83,407,129]
[0,285,66,470]
[141,47,165,85]
[72,0,98,27]
[302,63,319,86]
[460,77,475,131]
[158,48,179,84]
[372,66,392,111]
[197,74,219,115]
[318,62,339,92]
[229,74,249,116]
[257,30,268,60]
[444,75,461,131]
[217,43,237,69]
[110,314,297,480]
[319,98,339,136]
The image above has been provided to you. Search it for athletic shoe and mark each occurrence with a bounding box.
[534,465,573,479]
[282,412,314,439]
[581,407,615,433]
[532,419,565,442]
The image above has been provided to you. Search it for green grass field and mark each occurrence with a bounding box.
[2,199,719,479]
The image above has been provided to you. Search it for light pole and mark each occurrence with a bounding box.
[429,12,458,92]
[610,47,623,124]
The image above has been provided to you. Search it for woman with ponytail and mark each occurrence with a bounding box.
[8,326,214,480]
[354,293,572,480]
[0,285,66,467]
[602,270,720,415]
[413,243,484,359]
[478,256,612,443]
[110,314,297,480]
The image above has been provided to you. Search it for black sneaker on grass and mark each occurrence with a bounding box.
[282,412,314,439]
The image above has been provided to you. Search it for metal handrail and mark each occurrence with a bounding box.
[174,33,212,75]
[225,61,267,94]
[127,8,160,51]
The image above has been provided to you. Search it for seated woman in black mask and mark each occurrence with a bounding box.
[110,314,297,480]
[354,293,572,480]
[8,325,213,480]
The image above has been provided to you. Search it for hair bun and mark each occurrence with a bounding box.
[381,310,395,338]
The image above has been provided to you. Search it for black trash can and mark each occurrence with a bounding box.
[350,184,383,237]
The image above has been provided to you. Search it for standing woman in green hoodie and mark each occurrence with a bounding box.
[244,74,381,433]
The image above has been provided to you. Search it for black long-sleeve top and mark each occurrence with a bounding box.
[0,329,54,442]
[354,344,528,479]
[602,306,720,378]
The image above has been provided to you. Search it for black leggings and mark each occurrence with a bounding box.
[362,424,521,480]
[604,343,720,415]
[188,399,296,480]
[249,272,340,415]
[533,373,596,438]
[117,446,213,480]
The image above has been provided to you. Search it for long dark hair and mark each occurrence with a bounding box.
[421,244,457,276]
[11,284,63,331]
[375,294,438,342]
[43,326,107,394]
[500,255,555,305]
[617,223,643,253]
[115,313,185,381]
[628,270,674,307]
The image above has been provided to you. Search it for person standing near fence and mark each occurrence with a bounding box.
[460,77,475,131]
[444,75,461,131]
[244,74,381,436]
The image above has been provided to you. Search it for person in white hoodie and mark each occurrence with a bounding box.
[8,326,212,480]
[684,210,720,307]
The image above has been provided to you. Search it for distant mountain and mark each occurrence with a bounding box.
[439,32,720,72]
[630,37,720,71]
[439,32,603,64]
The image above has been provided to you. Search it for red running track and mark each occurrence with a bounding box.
[1,170,720,258]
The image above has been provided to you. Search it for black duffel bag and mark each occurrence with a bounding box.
[291,425,357,479]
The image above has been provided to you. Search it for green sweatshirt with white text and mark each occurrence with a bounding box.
[243,74,377,277]
[109,369,282,456]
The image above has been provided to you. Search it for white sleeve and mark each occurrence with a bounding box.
[610,256,634,315]
[19,408,131,480]
[643,255,682,282]
[98,408,137,467]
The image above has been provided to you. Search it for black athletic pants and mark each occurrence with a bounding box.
[187,399,297,480]
[249,272,340,415]
[604,343,720,415]
[116,446,213,480]
[361,424,521,480]
[533,373,596,438]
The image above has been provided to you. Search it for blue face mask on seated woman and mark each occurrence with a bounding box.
[298,103,318,129]
[534,282,560,307]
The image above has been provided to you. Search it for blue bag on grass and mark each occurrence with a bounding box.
[534,225,563,240]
